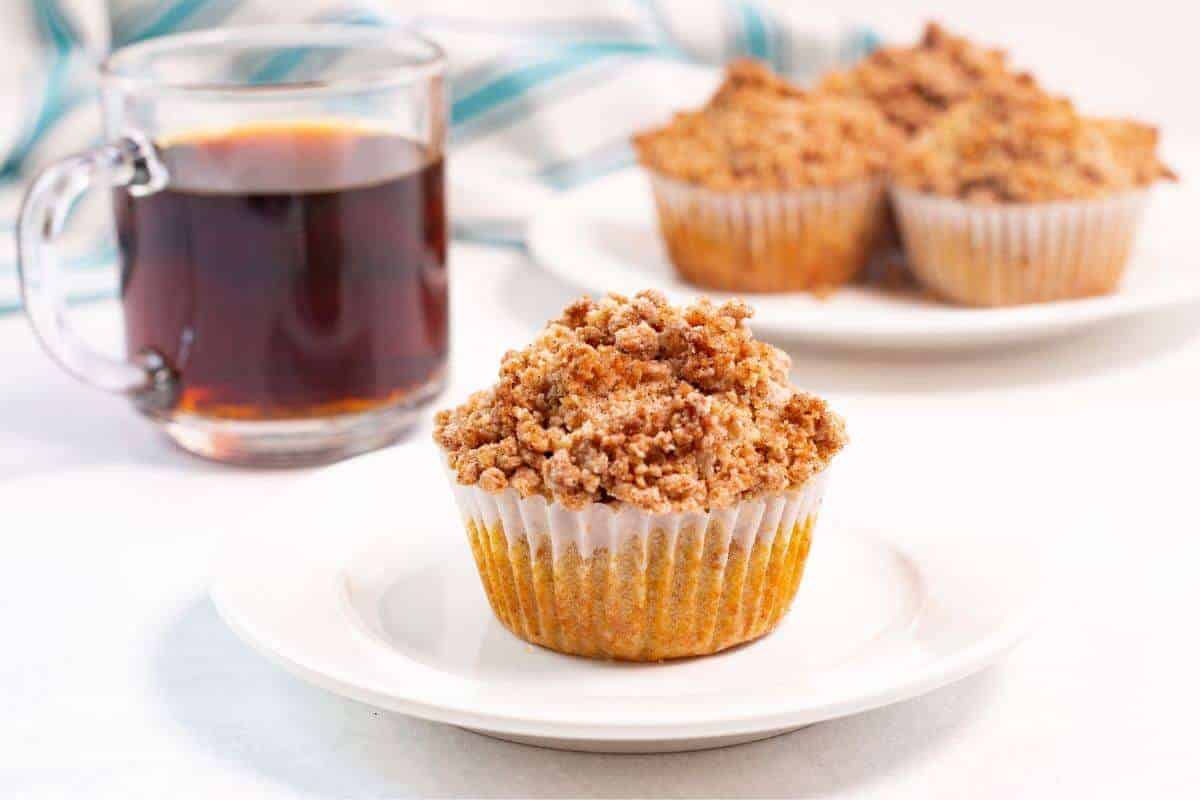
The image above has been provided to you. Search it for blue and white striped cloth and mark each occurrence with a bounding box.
[0,0,875,312]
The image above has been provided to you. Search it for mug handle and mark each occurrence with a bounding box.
[17,132,175,407]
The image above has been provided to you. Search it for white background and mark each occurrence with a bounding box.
[4,2,1200,797]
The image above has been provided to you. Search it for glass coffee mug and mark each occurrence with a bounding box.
[18,26,448,465]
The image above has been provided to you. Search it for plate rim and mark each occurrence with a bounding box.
[212,584,1034,740]
[209,446,1041,741]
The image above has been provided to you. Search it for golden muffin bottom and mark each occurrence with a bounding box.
[463,515,817,661]
[892,186,1150,306]
[649,174,887,294]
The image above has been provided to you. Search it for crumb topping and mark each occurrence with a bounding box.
[817,22,1033,135]
[706,58,807,111]
[632,60,902,190]
[434,291,847,512]
[892,89,1177,202]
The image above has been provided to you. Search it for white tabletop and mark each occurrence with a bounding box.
[4,238,1200,798]
[7,3,1200,796]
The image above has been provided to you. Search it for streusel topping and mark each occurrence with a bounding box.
[434,291,846,512]
[817,22,1033,135]
[706,58,807,112]
[632,60,901,190]
[892,89,1176,202]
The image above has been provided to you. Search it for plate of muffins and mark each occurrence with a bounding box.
[528,24,1198,347]
[212,292,1039,752]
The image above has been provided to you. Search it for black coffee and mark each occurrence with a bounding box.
[115,122,447,420]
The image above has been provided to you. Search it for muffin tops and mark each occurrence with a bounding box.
[817,22,1032,135]
[632,60,902,190]
[434,291,846,513]
[892,89,1176,202]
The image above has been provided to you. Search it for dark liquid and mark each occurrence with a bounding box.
[116,123,447,420]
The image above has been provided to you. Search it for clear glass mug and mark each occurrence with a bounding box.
[18,25,448,466]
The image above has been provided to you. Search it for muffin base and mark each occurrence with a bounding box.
[892,187,1150,307]
[649,174,887,293]
[464,514,816,661]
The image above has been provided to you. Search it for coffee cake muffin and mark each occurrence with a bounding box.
[633,60,902,293]
[816,22,1033,136]
[890,90,1176,306]
[816,22,1037,261]
[434,291,846,661]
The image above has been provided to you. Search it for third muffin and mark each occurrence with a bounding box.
[816,22,1036,259]
[816,22,1032,137]
[890,90,1176,306]
[633,60,902,293]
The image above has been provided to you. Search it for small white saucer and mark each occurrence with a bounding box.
[526,158,1200,348]
[211,441,1039,753]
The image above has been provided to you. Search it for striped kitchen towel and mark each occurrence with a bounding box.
[0,0,876,311]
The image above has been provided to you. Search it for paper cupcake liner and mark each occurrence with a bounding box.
[891,187,1150,307]
[648,173,887,293]
[446,471,829,661]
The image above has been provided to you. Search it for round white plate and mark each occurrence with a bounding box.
[211,441,1039,753]
[526,160,1200,348]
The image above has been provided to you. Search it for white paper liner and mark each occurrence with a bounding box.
[445,469,829,559]
[891,186,1150,306]
[648,172,887,292]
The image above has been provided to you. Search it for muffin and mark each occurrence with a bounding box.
[817,22,1037,261]
[890,89,1176,306]
[633,60,902,293]
[434,291,847,661]
[816,22,1034,136]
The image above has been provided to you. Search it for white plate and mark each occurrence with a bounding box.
[526,161,1200,348]
[211,441,1039,753]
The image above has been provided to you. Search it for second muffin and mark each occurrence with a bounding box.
[633,61,902,293]
[891,89,1176,306]
[434,291,846,661]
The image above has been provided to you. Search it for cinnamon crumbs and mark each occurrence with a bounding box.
[893,89,1176,202]
[632,60,901,190]
[816,22,1033,135]
[434,291,846,512]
